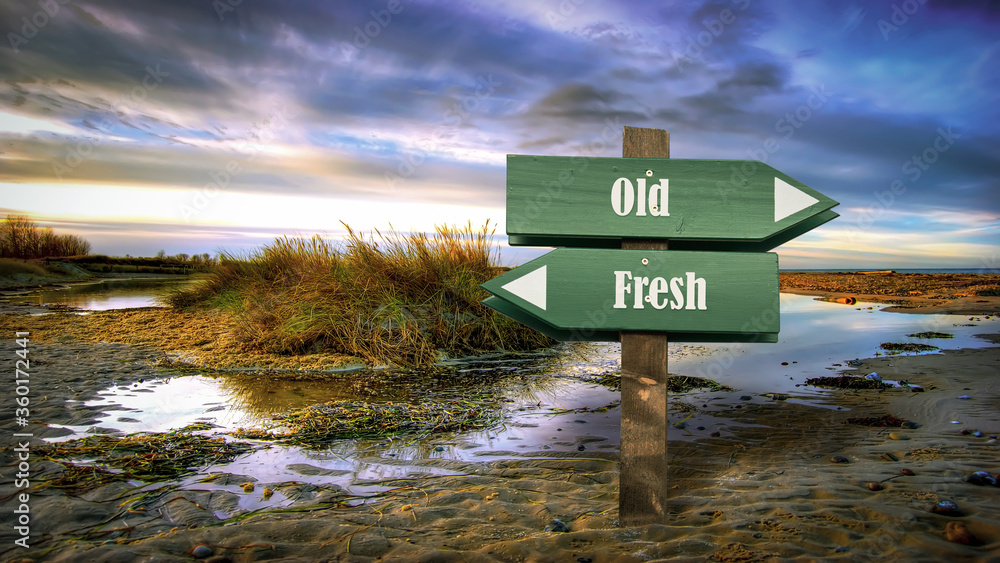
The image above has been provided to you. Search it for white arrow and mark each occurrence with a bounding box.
[501,265,547,310]
[774,177,819,222]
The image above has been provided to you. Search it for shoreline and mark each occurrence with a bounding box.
[1,334,996,560]
[780,271,999,316]
[0,275,998,560]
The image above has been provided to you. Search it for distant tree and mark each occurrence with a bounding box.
[175,253,189,262]
[156,249,166,259]
[0,214,90,259]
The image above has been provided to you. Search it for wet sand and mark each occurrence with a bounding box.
[780,271,1000,315]
[1,278,999,561]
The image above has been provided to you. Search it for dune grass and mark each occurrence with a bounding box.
[167,222,552,367]
[0,257,52,277]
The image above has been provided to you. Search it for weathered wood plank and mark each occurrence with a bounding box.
[620,126,670,527]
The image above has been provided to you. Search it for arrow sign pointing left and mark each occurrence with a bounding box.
[482,248,779,339]
[501,265,546,309]
[506,155,838,250]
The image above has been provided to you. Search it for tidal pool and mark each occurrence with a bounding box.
[49,294,999,515]
[9,277,197,310]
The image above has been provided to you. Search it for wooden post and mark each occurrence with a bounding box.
[619,126,670,526]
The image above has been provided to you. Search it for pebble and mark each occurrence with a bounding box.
[960,429,973,435]
[945,521,977,545]
[888,432,909,440]
[881,452,899,462]
[834,546,851,553]
[739,395,753,401]
[900,468,915,476]
[963,471,998,486]
[545,519,570,533]
[674,421,689,429]
[900,421,919,429]
[710,431,722,437]
[577,445,586,451]
[931,500,962,516]
[830,455,850,464]
[434,446,445,452]
[866,482,884,491]
[191,545,213,558]
[972,431,984,437]
[958,395,972,400]
[239,482,255,493]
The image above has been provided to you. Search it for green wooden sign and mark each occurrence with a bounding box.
[481,249,778,340]
[506,155,839,250]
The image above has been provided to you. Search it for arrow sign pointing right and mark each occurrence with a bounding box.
[506,155,839,250]
[774,177,819,222]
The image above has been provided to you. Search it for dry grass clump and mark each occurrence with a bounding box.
[167,222,552,366]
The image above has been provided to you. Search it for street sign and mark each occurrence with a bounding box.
[506,155,839,250]
[485,128,841,528]
[481,248,778,340]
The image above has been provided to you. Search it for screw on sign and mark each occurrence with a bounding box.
[482,126,839,526]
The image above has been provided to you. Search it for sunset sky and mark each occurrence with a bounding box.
[1,0,997,269]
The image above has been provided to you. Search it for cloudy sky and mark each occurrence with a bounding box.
[1,0,997,269]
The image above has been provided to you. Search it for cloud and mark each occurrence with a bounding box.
[0,0,996,267]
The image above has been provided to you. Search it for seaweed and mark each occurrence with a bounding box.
[844,414,908,427]
[594,372,730,393]
[36,428,256,487]
[879,342,939,353]
[234,398,504,447]
[805,375,887,389]
[905,332,954,339]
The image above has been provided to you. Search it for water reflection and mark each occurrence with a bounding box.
[9,277,197,310]
[49,294,1000,516]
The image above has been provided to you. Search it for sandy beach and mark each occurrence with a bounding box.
[1,273,998,561]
